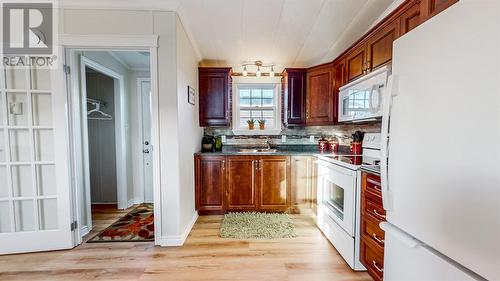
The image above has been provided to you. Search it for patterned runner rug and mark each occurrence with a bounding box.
[88,203,154,242]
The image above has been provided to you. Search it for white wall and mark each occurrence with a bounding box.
[175,16,202,234]
[60,9,201,244]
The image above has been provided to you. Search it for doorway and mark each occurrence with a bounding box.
[68,49,155,244]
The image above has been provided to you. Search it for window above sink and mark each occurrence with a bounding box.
[232,76,282,135]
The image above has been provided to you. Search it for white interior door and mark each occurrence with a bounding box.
[140,79,153,203]
[0,62,73,254]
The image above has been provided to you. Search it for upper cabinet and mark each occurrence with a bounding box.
[346,20,399,84]
[366,20,400,72]
[306,63,335,125]
[400,1,422,36]
[420,0,458,21]
[346,45,367,83]
[198,67,232,127]
[282,68,307,126]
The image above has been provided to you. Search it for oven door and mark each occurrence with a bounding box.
[317,160,356,236]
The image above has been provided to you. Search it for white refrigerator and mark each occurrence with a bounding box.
[379,1,500,280]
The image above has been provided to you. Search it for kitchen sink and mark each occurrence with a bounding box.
[238,148,278,153]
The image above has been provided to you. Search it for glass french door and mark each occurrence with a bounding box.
[0,60,73,254]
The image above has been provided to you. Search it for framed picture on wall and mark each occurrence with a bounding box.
[188,86,195,105]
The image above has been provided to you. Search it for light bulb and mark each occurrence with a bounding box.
[242,66,248,77]
[269,66,275,77]
[256,66,261,77]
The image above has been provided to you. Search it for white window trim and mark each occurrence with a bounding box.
[232,76,282,135]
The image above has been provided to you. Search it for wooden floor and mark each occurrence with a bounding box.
[0,208,373,281]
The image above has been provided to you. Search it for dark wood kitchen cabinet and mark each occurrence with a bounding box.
[360,171,386,281]
[226,156,258,211]
[194,156,226,214]
[346,45,368,83]
[195,155,291,214]
[420,0,458,21]
[198,67,232,127]
[366,20,400,72]
[306,63,335,125]
[400,1,422,36]
[258,156,291,212]
[282,68,307,126]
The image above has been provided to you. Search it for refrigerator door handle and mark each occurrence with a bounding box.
[381,75,398,210]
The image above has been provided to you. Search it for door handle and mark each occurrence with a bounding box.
[143,149,150,154]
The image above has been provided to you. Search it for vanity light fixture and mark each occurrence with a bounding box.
[240,61,276,77]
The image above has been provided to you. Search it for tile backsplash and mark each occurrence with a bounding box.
[204,122,381,146]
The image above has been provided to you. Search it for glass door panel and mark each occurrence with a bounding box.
[0,59,73,254]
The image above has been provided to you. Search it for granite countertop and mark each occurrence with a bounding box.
[195,145,351,157]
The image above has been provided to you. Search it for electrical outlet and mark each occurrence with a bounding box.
[281,135,286,143]
[309,136,315,143]
[221,135,226,143]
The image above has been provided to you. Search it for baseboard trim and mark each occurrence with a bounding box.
[158,212,198,247]
[80,225,90,237]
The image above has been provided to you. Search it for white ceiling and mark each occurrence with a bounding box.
[177,0,396,73]
[108,51,150,71]
[59,0,397,73]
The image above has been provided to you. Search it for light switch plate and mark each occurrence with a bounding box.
[309,136,315,143]
[221,135,226,143]
[281,135,286,143]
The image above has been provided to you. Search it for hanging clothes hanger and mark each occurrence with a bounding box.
[87,98,113,120]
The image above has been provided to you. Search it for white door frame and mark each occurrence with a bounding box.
[136,77,152,203]
[60,35,162,246]
[80,56,127,225]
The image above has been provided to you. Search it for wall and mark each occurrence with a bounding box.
[175,15,202,235]
[86,70,117,203]
[60,8,202,244]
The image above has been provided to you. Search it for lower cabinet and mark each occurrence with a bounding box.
[290,156,314,213]
[226,156,258,211]
[195,155,292,214]
[194,156,226,214]
[360,172,386,281]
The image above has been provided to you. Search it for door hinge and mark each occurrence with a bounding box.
[70,221,78,231]
[63,64,71,75]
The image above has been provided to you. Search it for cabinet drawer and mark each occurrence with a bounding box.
[361,237,384,281]
[361,217,385,248]
[364,198,387,222]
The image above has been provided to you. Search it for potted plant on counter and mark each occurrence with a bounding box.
[247,118,255,130]
[258,119,266,130]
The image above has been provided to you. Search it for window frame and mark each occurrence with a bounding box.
[232,76,282,135]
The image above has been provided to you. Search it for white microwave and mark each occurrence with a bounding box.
[338,66,390,122]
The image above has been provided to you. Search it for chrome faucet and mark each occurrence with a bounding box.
[265,137,272,149]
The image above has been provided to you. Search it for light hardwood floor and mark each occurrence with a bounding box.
[0,208,373,281]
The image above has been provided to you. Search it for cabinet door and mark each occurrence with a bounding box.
[420,0,458,20]
[290,156,312,213]
[346,45,367,83]
[366,20,400,72]
[332,58,346,124]
[195,156,226,214]
[199,68,231,127]
[258,156,290,211]
[306,64,334,125]
[226,156,258,211]
[283,69,307,125]
[400,1,421,36]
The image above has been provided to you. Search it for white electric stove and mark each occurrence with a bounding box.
[316,133,381,271]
